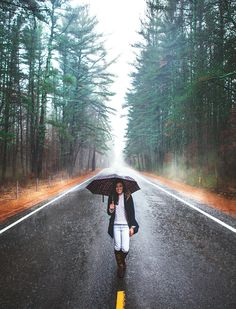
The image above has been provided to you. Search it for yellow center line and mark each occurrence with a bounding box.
[116,290,125,309]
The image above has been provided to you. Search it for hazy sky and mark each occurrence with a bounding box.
[71,0,146,161]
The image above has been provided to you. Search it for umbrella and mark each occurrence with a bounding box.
[86,173,140,201]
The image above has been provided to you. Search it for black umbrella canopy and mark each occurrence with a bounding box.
[86,173,140,196]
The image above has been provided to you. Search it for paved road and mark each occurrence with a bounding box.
[0,167,236,309]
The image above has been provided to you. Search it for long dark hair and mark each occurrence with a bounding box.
[111,179,127,205]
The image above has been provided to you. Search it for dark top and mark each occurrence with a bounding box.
[107,193,139,238]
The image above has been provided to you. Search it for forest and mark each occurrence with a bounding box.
[1,0,236,195]
[124,0,236,193]
[0,0,115,183]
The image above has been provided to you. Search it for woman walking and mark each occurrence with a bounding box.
[107,179,139,278]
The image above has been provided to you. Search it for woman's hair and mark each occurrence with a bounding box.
[111,179,127,205]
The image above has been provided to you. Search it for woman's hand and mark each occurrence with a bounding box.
[109,201,115,212]
[129,227,134,237]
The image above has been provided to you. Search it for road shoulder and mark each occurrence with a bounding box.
[0,169,101,224]
[140,171,236,219]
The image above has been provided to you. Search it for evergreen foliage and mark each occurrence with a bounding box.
[124,0,236,190]
[0,1,115,180]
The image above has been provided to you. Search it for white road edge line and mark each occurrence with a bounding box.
[136,173,236,234]
[0,170,104,236]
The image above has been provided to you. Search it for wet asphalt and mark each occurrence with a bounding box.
[0,166,236,309]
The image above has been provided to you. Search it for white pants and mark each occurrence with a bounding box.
[113,224,130,253]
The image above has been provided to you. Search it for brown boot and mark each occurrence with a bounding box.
[122,251,129,271]
[114,250,125,278]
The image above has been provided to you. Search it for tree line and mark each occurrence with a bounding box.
[0,0,115,183]
[124,0,236,191]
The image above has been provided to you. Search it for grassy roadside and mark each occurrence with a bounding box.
[0,169,101,223]
[141,171,236,218]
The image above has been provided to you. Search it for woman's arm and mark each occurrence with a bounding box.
[128,195,135,219]
[107,195,115,215]
[128,195,139,233]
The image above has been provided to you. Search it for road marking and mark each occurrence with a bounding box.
[0,171,104,236]
[136,173,236,234]
[116,291,125,309]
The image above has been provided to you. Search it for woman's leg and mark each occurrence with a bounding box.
[121,225,130,253]
[120,225,130,271]
[113,225,125,278]
[113,224,122,251]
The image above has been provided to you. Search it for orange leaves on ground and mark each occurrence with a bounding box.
[0,170,100,223]
[142,171,236,218]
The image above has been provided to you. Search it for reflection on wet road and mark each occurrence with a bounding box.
[0,167,236,308]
